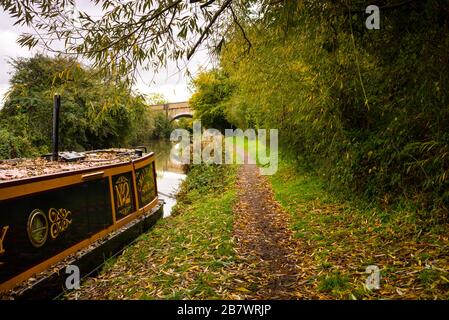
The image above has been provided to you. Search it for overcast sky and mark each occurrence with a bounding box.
[0,3,211,104]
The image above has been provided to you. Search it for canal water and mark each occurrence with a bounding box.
[144,140,186,217]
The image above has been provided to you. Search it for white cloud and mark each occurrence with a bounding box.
[135,82,191,102]
[0,29,35,99]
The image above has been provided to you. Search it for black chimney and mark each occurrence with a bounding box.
[52,94,61,161]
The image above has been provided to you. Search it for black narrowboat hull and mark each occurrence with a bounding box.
[0,152,161,292]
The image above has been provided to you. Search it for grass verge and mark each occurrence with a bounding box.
[68,163,238,299]
[269,159,449,299]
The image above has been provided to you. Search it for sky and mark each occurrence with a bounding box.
[0,3,211,104]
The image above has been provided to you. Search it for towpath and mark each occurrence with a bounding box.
[230,162,308,299]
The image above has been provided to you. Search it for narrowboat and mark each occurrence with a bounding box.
[0,149,163,297]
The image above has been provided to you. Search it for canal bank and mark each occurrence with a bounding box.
[66,163,238,299]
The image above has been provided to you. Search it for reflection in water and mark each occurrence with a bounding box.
[144,139,186,217]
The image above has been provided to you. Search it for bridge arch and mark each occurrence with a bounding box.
[170,113,193,122]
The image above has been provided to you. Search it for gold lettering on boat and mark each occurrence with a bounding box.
[137,166,155,206]
[114,175,132,216]
[48,208,72,240]
[0,226,9,254]
[137,168,150,194]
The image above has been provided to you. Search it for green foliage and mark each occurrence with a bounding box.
[418,269,439,286]
[175,164,235,206]
[146,93,168,105]
[150,113,173,140]
[318,273,350,294]
[189,69,233,132]
[0,127,35,159]
[172,117,193,134]
[144,93,175,140]
[0,54,151,158]
[218,0,449,211]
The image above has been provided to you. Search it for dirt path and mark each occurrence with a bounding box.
[231,163,310,299]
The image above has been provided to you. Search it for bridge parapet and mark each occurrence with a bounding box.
[149,101,193,121]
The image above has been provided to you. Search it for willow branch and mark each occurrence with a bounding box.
[230,5,251,54]
[187,0,233,60]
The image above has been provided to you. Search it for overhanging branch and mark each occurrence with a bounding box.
[230,5,251,55]
[187,0,233,60]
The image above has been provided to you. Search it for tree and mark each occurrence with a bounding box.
[189,69,233,132]
[0,54,149,158]
[143,93,173,139]
[151,113,173,139]
[146,93,168,105]
[173,117,193,134]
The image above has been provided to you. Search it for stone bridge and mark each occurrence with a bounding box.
[150,101,193,121]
